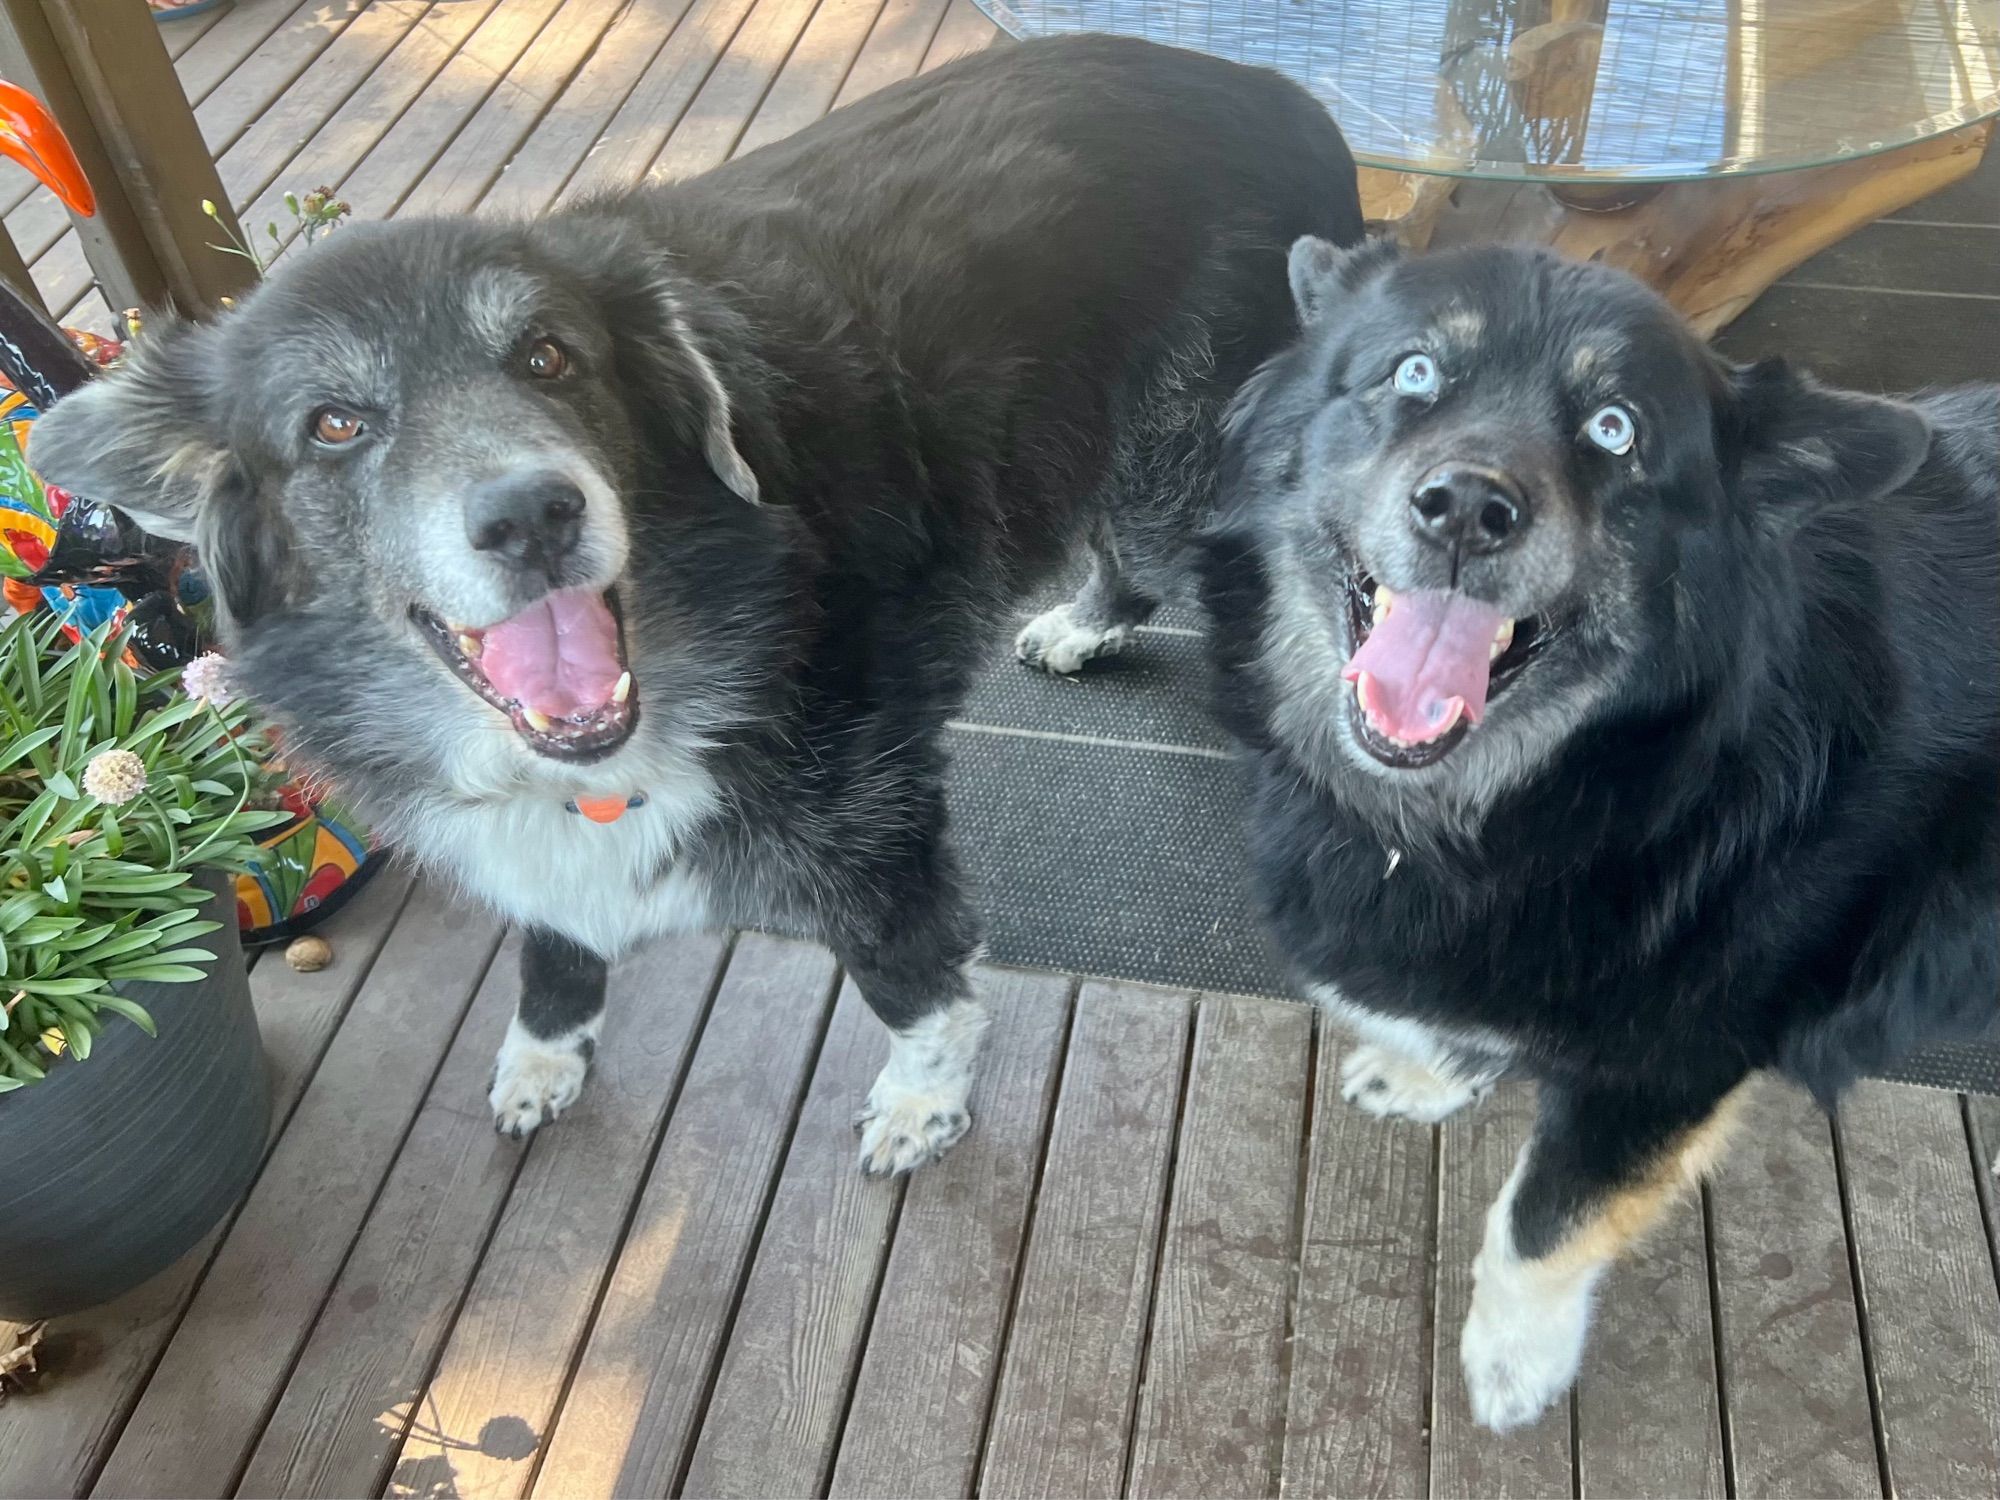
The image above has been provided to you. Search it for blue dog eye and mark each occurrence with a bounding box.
[1585,404,1637,455]
[1391,353,1438,397]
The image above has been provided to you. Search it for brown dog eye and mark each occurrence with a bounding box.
[526,339,569,380]
[311,406,364,445]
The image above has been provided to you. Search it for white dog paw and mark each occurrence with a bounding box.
[1014,603,1134,676]
[1340,1043,1486,1123]
[854,1086,971,1176]
[855,999,985,1175]
[489,1019,596,1140]
[1459,1272,1591,1432]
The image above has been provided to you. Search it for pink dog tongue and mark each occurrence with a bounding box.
[1342,588,1507,744]
[478,589,623,720]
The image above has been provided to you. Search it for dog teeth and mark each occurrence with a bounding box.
[612,671,631,705]
[457,632,482,658]
[1372,585,1396,628]
[522,709,554,732]
[1490,619,1515,661]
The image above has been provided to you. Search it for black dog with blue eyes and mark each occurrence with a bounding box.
[1201,239,2000,1432]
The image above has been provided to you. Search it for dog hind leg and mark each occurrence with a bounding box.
[1014,521,1160,675]
[490,928,609,1139]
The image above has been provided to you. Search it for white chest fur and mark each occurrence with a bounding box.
[406,773,720,958]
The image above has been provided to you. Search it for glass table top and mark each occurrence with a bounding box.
[972,1,2000,182]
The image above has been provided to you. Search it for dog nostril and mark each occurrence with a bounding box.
[472,517,518,553]
[1478,497,1518,539]
[1413,485,1451,526]
[544,490,583,526]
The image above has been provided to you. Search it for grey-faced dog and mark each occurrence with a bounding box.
[32,36,1361,1172]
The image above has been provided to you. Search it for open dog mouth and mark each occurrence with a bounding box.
[1338,566,1543,770]
[412,588,638,762]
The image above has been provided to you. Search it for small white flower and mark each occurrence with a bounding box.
[82,749,147,806]
[181,652,235,707]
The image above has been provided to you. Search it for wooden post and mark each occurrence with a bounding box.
[0,220,45,314]
[0,0,253,316]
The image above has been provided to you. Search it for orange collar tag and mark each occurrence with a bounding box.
[567,793,645,824]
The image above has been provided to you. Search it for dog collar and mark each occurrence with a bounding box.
[565,793,647,824]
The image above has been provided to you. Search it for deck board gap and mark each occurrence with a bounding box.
[1963,1096,2000,1302]
[1420,1119,1440,1500]
[1270,1004,1320,1500]
[1699,1182,1741,1500]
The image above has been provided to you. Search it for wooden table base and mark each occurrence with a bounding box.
[1359,121,1994,337]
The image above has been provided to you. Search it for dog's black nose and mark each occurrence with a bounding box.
[1409,464,1524,556]
[465,473,586,574]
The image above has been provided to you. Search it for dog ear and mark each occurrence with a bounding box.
[1726,358,1930,509]
[538,219,764,504]
[25,320,231,542]
[1288,235,1398,327]
[660,301,760,505]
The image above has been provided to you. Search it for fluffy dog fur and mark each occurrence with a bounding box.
[1202,239,2000,1429]
[31,36,1360,1173]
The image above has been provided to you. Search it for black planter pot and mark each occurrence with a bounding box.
[0,870,270,1320]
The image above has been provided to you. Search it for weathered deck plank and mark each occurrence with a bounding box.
[0,872,413,1500]
[826,0,951,110]
[1574,1202,1727,1498]
[1278,1034,1435,1500]
[524,935,839,1500]
[918,0,999,66]
[228,0,560,279]
[222,0,508,262]
[650,0,831,181]
[1835,1081,2000,1497]
[555,0,769,203]
[390,0,630,217]
[480,0,704,216]
[1127,995,1310,1500]
[731,0,892,155]
[1706,1082,1878,1498]
[1430,1084,1573,1500]
[89,883,504,1500]
[233,933,529,1500]
[677,979,902,1498]
[381,931,731,1500]
[977,981,1193,1500]
[827,969,1072,1499]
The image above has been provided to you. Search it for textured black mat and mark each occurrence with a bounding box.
[945,149,2000,1095]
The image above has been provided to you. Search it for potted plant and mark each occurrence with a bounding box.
[0,612,285,1319]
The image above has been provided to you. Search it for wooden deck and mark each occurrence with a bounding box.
[2,870,1997,1498]
[1,2,1998,1495]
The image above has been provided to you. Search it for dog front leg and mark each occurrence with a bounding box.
[490,928,609,1139]
[829,839,987,1177]
[1460,1074,1752,1431]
